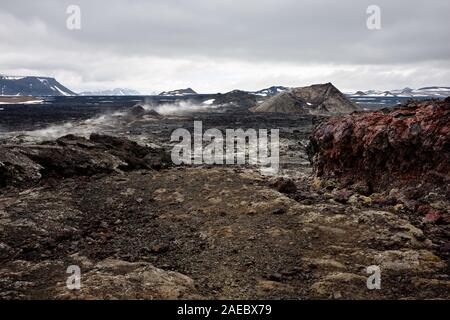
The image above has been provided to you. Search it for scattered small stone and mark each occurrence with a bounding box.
[147,243,170,254]
[311,178,322,189]
[333,189,353,204]
[423,211,443,224]
[348,195,359,204]
[272,208,286,215]
[266,272,283,281]
[439,242,450,256]
[360,196,372,205]
[272,178,297,194]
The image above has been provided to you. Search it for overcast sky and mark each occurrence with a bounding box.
[0,0,449,93]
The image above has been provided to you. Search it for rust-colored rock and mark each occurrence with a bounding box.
[308,99,450,193]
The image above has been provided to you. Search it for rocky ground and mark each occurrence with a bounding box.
[0,102,449,300]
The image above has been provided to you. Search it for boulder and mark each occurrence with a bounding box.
[272,177,297,194]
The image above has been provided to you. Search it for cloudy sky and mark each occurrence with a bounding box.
[0,0,449,93]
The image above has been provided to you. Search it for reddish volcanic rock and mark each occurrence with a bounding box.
[423,211,443,224]
[308,99,450,194]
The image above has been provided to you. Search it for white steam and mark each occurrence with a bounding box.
[1,99,223,142]
[142,100,220,115]
[11,111,126,141]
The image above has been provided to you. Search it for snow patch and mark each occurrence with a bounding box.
[203,99,215,105]
[0,100,44,105]
[0,75,25,80]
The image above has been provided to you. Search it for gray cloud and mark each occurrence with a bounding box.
[0,0,449,92]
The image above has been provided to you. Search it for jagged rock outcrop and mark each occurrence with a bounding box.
[0,134,170,188]
[308,99,450,193]
[252,83,360,115]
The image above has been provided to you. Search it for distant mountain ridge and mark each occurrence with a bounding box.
[2,73,447,100]
[0,75,75,96]
[349,87,450,98]
[158,88,197,96]
[79,88,141,96]
[250,86,290,96]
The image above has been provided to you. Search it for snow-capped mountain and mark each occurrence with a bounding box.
[351,90,398,97]
[408,87,450,97]
[250,86,290,96]
[79,88,141,96]
[0,75,76,96]
[350,87,450,98]
[158,88,197,96]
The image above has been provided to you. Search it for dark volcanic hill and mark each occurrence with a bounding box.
[213,90,261,109]
[253,83,361,115]
[0,75,76,96]
[250,91,307,113]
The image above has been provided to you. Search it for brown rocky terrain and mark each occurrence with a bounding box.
[0,100,449,300]
[0,96,40,104]
[1,164,449,299]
